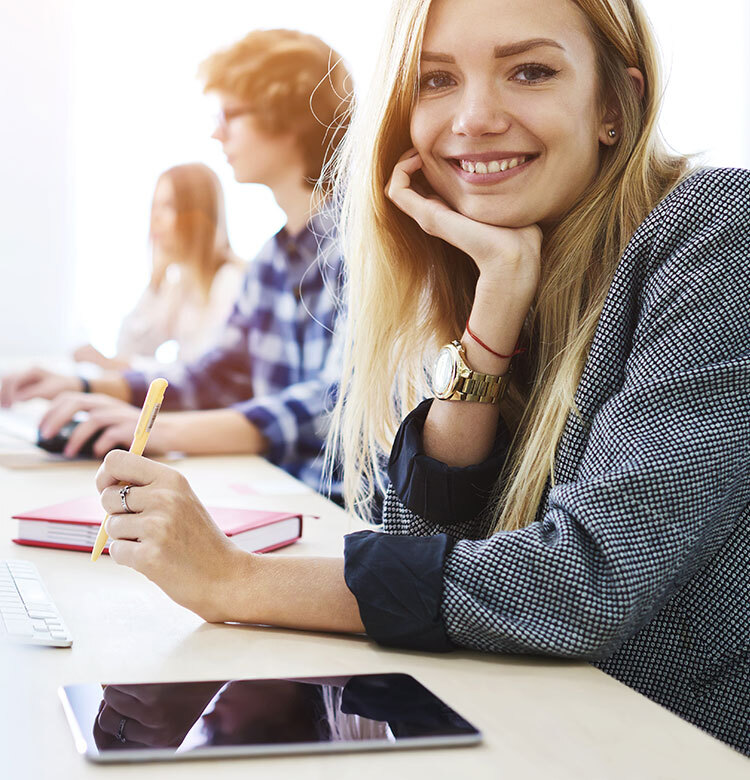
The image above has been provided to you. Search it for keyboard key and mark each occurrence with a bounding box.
[27,609,57,619]
[4,620,34,637]
[0,560,73,647]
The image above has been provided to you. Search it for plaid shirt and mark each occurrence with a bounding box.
[124,210,343,497]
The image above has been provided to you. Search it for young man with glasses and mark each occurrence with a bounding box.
[0,29,352,500]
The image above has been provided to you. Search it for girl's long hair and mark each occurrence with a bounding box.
[327,0,689,530]
[149,162,237,300]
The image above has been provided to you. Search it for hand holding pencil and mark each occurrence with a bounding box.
[91,378,168,561]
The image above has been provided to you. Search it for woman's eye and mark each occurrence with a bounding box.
[419,70,455,92]
[512,63,560,84]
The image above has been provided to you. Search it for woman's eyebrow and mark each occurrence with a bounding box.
[495,38,565,58]
[421,38,565,64]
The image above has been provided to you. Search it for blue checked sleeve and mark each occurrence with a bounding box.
[123,275,257,411]
[232,326,342,466]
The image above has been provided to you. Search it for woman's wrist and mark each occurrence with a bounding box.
[459,334,511,376]
[464,295,529,375]
[203,548,261,624]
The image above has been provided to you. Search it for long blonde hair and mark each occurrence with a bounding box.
[328,0,689,529]
[149,163,237,300]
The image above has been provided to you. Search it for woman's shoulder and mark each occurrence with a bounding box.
[213,258,247,284]
[623,166,750,280]
[209,258,247,295]
[625,167,750,332]
[646,166,750,236]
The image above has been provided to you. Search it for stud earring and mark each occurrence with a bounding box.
[607,128,617,138]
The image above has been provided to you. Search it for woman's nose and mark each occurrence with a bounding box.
[451,83,511,137]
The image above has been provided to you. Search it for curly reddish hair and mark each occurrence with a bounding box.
[199,29,353,190]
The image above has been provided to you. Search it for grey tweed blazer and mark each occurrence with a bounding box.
[369,167,750,754]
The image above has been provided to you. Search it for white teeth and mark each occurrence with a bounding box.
[459,155,528,175]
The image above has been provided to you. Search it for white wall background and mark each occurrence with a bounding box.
[1,0,748,358]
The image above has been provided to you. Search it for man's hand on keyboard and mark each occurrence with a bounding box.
[0,367,82,408]
[38,392,168,459]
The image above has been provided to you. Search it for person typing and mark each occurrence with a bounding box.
[0,29,352,500]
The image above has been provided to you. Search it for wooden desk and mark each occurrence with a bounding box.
[1,455,747,779]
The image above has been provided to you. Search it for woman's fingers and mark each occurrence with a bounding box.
[95,450,165,492]
[97,703,152,745]
[100,484,145,516]
[102,686,146,720]
[396,147,419,163]
[105,512,149,543]
[107,539,143,570]
[386,151,462,240]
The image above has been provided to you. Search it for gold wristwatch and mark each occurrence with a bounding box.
[432,340,509,404]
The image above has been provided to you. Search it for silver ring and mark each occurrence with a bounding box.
[119,485,133,513]
[116,717,128,743]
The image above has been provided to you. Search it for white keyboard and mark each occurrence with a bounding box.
[0,559,73,647]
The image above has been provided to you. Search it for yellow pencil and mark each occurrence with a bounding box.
[91,378,168,562]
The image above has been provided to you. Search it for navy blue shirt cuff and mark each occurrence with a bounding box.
[387,398,510,526]
[343,530,456,652]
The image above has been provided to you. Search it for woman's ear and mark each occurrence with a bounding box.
[599,67,645,145]
[626,67,645,100]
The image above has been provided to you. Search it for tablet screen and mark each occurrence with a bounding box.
[59,673,481,762]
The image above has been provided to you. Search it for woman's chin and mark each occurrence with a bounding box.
[452,198,538,229]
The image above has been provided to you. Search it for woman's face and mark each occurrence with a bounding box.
[150,176,178,249]
[410,0,615,228]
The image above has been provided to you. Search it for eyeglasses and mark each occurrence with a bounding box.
[214,106,256,130]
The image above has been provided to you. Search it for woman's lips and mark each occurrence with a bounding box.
[448,154,538,185]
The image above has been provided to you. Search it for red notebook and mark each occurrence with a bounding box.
[12,496,302,555]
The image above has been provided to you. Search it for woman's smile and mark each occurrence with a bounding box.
[446,152,540,185]
[410,0,612,227]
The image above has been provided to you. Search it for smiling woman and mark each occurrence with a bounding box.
[412,23,623,228]
[82,0,750,759]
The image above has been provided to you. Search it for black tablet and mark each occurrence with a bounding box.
[59,673,482,763]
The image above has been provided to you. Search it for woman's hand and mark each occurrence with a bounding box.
[38,393,169,458]
[94,682,223,749]
[386,149,542,308]
[73,343,130,371]
[96,450,248,622]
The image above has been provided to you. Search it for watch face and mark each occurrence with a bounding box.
[433,346,456,397]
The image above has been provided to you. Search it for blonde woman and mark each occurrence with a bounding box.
[92,0,750,754]
[74,162,244,370]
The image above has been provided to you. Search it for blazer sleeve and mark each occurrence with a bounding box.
[385,399,510,539]
[345,168,750,657]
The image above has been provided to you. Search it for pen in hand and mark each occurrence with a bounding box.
[91,378,168,562]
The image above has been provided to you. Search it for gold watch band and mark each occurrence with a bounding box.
[446,341,509,404]
[447,370,507,403]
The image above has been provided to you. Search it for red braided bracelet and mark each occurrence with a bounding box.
[465,318,526,359]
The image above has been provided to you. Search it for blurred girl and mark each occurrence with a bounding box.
[74,162,244,369]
